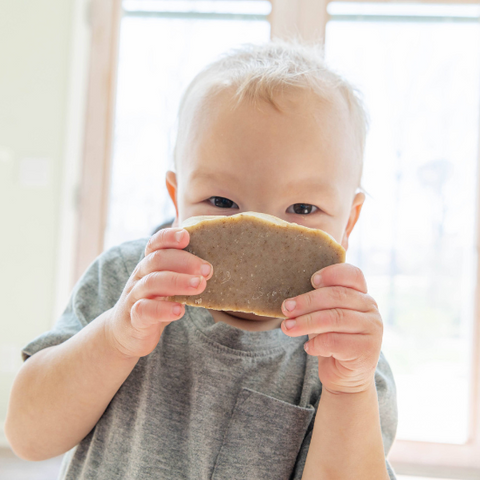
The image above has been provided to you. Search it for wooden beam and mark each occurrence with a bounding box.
[269,0,330,43]
[75,0,122,282]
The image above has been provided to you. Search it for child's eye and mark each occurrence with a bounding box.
[208,196,239,209]
[286,203,319,215]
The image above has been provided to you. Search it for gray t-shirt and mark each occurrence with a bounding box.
[22,237,398,480]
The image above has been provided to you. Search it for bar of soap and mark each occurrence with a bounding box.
[167,212,345,318]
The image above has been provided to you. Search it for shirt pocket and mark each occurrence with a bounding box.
[211,387,315,480]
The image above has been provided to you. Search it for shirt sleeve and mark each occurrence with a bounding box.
[21,239,146,361]
[291,351,398,480]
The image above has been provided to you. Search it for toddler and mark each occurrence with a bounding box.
[6,40,397,479]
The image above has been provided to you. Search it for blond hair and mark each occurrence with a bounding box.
[173,39,369,178]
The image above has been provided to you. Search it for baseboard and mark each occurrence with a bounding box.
[392,461,480,480]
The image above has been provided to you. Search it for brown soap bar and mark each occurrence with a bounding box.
[167,212,345,318]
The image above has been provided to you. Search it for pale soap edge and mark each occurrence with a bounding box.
[180,211,346,261]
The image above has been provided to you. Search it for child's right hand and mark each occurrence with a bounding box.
[105,227,213,358]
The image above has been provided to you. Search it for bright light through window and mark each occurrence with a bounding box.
[325,2,480,444]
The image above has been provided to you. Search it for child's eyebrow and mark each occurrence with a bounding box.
[189,170,238,184]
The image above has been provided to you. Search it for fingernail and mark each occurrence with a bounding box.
[312,274,322,287]
[284,319,296,329]
[175,230,185,242]
[284,300,296,312]
[172,304,182,315]
[189,276,201,287]
[200,263,211,277]
[304,342,309,352]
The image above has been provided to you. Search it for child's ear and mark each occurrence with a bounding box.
[341,191,365,251]
[165,170,180,227]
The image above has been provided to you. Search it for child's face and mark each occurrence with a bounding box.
[167,88,365,251]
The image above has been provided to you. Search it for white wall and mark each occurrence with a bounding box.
[0,0,91,446]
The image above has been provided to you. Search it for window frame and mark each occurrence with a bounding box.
[77,0,480,475]
[75,0,122,283]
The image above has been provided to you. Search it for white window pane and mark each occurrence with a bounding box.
[325,5,480,444]
[105,6,270,249]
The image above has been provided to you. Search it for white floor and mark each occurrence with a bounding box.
[0,448,63,480]
[398,478,457,480]
[0,449,462,480]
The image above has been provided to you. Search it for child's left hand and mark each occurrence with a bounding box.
[281,263,383,395]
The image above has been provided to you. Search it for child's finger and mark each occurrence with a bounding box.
[130,298,185,329]
[310,263,368,293]
[281,309,379,337]
[134,249,213,282]
[281,287,376,318]
[130,271,206,302]
[303,331,378,362]
[144,227,190,257]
